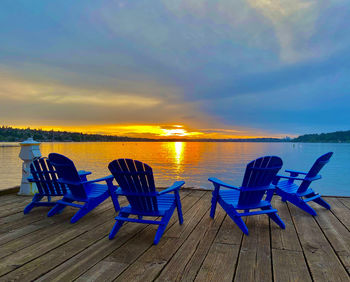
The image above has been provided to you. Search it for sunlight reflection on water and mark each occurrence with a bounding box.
[0,142,349,196]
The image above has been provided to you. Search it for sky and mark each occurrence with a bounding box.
[0,0,349,139]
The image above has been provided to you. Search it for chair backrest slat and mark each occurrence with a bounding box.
[29,157,67,196]
[48,153,87,199]
[239,156,283,206]
[45,158,66,195]
[298,152,333,194]
[38,158,56,195]
[109,159,158,213]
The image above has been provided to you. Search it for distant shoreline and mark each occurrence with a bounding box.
[1,140,349,144]
[1,126,350,143]
[0,144,20,147]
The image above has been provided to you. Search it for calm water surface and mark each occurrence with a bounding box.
[0,142,349,196]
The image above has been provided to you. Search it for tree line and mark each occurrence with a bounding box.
[0,126,148,142]
[1,126,349,143]
[293,130,350,143]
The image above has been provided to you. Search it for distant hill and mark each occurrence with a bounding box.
[293,130,350,143]
[0,126,286,142]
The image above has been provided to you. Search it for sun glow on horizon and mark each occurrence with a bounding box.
[10,124,285,139]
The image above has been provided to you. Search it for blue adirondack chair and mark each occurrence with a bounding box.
[209,156,285,235]
[274,152,333,216]
[47,153,115,223]
[25,157,92,214]
[108,159,184,245]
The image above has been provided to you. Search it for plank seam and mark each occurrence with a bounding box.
[329,199,350,233]
[184,209,227,281]
[150,199,211,281]
[231,218,245,282]
[314,214,350,277]
[0,204,114,250]
[0,206,116,279]
[36,192,193,280]
[151,206,211,281]
[269,217,274,282]
[72,191,200,281]
[286,202,315,282]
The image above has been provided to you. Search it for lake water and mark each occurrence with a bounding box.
[0,142,349,196]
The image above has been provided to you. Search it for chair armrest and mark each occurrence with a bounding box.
[82,175,114,185]
[275,175,306,182]
[158,181,185,195]
[285,169,308,176]
[241,184,276,191]
[59,175,114,186]
[78,170,92,181]
[78,170,92,176]
[208,178,240,190]
[305,175,322,181]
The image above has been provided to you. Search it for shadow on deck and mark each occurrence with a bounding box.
[0,189,349,281]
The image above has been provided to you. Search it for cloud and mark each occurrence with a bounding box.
[0,70,211,127]
[0,0,349,136]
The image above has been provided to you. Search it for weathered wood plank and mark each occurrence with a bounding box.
[0,200,116,260]
[0,200,32,218]
[0,195,31,205]
[114,193,211,281]
[36,191,197,281]
[314,205,350,273]
[0,196,62,230]
[214,211,243,245]
[272,249,312,282]
[234,215,272,282]
[155,206,226,281]
[195,243,240,282]
[0,211,49,234]
[327,198,350,230]
[37,222,146,282]
[0,212,72,255]
[339,198,350,210]
[288,203,350,281]
[0,198,113,245]
[0,203,115,278]
[271,197,302,251]
[0,192,348,282]
[270,198,313,281]
[164,192,207,239]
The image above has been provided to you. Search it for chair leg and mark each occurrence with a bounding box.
[70,206,91,223]
[109,212,129,240]
[48,202,66,217]
[313,196,331,210]
[226,210,249,235]
[263,207,285,229]
[153,210,173,245]
[154,224,167,245]
[23,194,43,214]
[110,192,120,212]
[109,220,125,240]
[210,195,218,219]
[289,197,317,216]
[271,213,286,229]
[175,191,183,224]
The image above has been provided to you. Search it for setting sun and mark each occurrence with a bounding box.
[160,126,201,137]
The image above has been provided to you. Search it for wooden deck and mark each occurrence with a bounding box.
[0,189,349,281]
